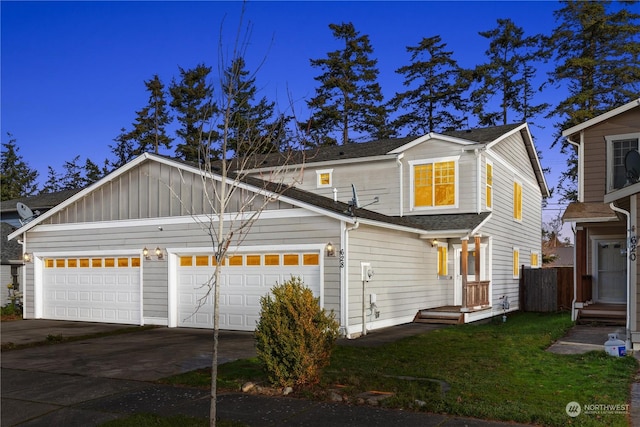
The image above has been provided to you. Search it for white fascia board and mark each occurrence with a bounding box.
[485,123,527,149]
[562,98,640,137]
[418,230,472,239]
[603,183,640,204]
[244,154,396,174]
[354,218,434,236]
[388,133,476,155]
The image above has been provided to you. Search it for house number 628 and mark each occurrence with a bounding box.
[339,249,345,268]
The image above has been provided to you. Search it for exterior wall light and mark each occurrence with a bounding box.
[431,239,439,247]
[143,247,151,260]
[155,247,164,260]
[23,253,33,263]
[326,242,336,257]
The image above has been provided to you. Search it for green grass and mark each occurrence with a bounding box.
[162,312,638,426]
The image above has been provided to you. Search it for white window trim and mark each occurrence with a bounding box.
[530,250,541,269]
[486,159,493,211]
[409,156,460,211]
[605,132,640,192]
[513,247,520,279]
[513,177,523,223]
[316,169,333,188]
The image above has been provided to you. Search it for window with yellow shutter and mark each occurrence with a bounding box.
[437,246,447,276]
[316,169,333,188]
[486,161,493,209]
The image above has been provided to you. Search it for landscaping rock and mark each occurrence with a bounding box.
[241,381,255,393]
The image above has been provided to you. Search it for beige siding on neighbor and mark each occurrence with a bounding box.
[582,108,640,203]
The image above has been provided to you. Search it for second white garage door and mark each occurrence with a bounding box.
[177,251,321,331]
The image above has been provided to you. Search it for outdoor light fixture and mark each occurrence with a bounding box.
[155,247,164,260]
[23,253,32,263]
[326,242,336,257]
[431,239,439,247]
[143,247,150,260]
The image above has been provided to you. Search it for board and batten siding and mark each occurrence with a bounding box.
[346,224,440,332]
[42,160,296,225]
[581,108,640,203]
[21,214,342,321]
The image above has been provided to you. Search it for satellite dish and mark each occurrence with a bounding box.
[351,184,361,209]
[16,202,39,225]
[625,149,640,185]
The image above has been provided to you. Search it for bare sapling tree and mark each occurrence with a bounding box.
[174,10,305,427]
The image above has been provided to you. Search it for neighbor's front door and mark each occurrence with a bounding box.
[595,239,627,303]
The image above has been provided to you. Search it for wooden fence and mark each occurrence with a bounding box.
[520,266,573,312]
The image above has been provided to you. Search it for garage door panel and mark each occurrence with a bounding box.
[177,251,321,331]
[42,257,141,325]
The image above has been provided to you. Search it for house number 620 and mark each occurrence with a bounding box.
[630,235,637,261]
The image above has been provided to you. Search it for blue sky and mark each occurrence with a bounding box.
[1,1,568,224]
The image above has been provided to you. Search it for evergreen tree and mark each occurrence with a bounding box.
[389,35,470,134]
[170,64,217,162]
[128,75,173,155]
[307,22,391,145]
[220,58,283,157]
[59,156,85,190]
[471,18,547,126]
[0,134,39,201]
[40,166,61,194]
[84,158,107,185]
[548,0,640,201]
[109,128,137,170]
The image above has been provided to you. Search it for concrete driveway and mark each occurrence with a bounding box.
[1,320,256,381]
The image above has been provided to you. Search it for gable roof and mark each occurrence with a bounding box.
[8,153,493,241]
[562,98,640,137]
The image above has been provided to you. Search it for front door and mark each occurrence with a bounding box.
[595,239,627,303]
[454,245,486,306]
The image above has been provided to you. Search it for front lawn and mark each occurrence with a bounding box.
[162,313,638,426]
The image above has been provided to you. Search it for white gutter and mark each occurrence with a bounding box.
[342,219,360,338]
[396,154,404,217]
[610,202,632,350]
[565,135,581,322]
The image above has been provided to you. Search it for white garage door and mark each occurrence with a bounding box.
[177,251,321,331]
[42,256,141,324]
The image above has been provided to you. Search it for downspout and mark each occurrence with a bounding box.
[475,149,481,214]
[18,234,26,317]
[610,202,632,350]
[396,154,404,217]
[566,135,581,322]
[342,219,359,338]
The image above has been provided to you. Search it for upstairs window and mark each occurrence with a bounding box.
[606,133,640,191]
[513,180,522,221]
[411,157,458,209]
[486,161,493,209]
[316,169,333,188]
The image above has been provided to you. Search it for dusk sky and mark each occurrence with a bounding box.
[2,1,570,226]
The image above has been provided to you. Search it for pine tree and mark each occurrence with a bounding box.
[548,0,640,202]
[59,156,85,190]
[307,22,391,145]
[84,158,107,185]
[389,35,470,135]
[129,75,173,155]
[471,18,546,126]
[40,166,61,194]
[220,58,284,157]
[0,134,39,201]
[170,64,217,162]
[109,128,137,170]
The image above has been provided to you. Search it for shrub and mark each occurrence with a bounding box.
[255,276,339,388]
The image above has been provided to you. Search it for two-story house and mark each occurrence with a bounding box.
[561,98,640,349]
[8,122,547,337]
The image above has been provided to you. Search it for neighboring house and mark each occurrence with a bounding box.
[1,190,80,306]
[561,98,640,347]
[8,122,547,337]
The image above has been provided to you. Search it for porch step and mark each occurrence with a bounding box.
[577,306,626,326]
[414,309,463,325]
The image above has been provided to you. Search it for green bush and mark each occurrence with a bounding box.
[255,276,339,388]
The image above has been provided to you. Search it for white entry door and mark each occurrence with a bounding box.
[176,251,321,331]
[595,239,627,303]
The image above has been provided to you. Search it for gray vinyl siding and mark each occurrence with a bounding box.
[401,139,479,215]
[346,224,444,328]
[21,210,341,320]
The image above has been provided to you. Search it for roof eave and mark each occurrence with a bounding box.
[562,98,640,136]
